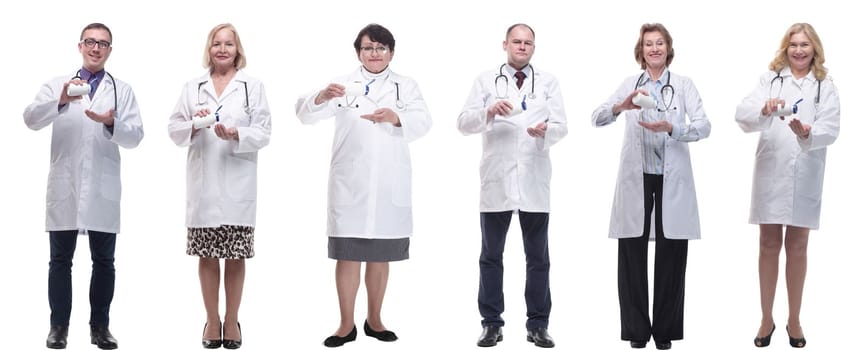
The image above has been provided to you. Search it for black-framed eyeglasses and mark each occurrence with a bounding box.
[81,38,111,49]
[360,46,389,54]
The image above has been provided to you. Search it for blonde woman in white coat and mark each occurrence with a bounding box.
[735,23,839,349]
[591,23,710,350]
[295,24,431,347]
[168,23,271,349]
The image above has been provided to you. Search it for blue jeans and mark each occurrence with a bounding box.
[48,230,116,327]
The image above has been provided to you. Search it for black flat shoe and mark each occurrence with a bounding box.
[46,325,68,349]
[477,325,503,347]
[202,322,222,349]
[323,325,357,348]
[223,322,242,349]
[90,326,118,350]
[754,324,775,347]
[786,325,806,348]
[655,340,672,349]
[363,320,397,341]
[630,340,647,348]
[526,328,555,348]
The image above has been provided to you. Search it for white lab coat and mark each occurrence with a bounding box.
[735,68,840,229]
[23,71,144,233]
[295,67,431,239]
[457,65,568,212]
[168,70,272,228]
[592,70,710,240]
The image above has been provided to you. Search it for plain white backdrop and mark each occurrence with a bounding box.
[2,0,859,349]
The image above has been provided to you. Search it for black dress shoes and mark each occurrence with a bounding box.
[787,325,806,348]
[202,322,222,349]
[630,340,647,348]
[90,326,118,350]
[754,324,775,347]
[655,340,672,349]
[477,325,503,347]
[526,328,555,348]
[223,322,242,349]
[363,320,397,341]
[323,325,357,347]
[46,325,69,349]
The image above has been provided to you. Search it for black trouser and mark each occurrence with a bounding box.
[478,211,551,330]
[618,174,688,342]
[49,230,116,327]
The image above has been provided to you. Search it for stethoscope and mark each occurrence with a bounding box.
[197,80,250,113]
[337,78,405,110]
[769,72,821,106]
[634,70,676,112]
[73,69,117,111]
[495,63,536,100]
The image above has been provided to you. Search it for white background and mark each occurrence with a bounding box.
[2,0,860,349]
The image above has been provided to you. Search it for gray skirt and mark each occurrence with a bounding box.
[328,237,409,262]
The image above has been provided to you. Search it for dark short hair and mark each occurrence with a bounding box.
[353,24,395,54]
[634,23,674,69]
[506,23,535,39]
[80,23,113,43]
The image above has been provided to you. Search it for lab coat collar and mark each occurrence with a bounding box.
[503,63,534,78]
[641,67,670,85]
[778,66,815,82]
[195,69,247,101]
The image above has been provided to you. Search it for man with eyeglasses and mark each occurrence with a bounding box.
[23,22,144,350]
[457,23,568,348]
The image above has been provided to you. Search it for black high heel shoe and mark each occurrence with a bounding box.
[786,325,806,348]
[223,323,242,349]
[363,320,398,342]
[324,325,357,347]
[754,324,775,347]
[202,322,222,349]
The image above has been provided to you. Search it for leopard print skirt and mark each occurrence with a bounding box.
[186,225,255,259]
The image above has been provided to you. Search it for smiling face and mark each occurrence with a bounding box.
[641,31,667,71]
[357,35,393,74]
[209,28,237,70]
[787,31,814,76]
[503,25,535,69]
[78,28,112,72]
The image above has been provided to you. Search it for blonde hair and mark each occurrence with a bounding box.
[202,23,247,70]
[769,23,827,80]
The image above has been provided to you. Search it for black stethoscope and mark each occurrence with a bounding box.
[337,79,405,110]
[634,70,676,112]
[495,63,536,100]
[74,69,117,111]
[197,80,250,113]
[769,72,821,106]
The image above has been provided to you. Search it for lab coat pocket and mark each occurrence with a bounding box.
[391,162,412,207]
[99,156,122,202]
[225,155,257,201]
[796,154,825,201]
[480,156,507,206]
[522,157,550,201]
[47,158,72,202]
[329,161,358,206]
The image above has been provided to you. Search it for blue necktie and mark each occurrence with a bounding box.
[88,74,99,99]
